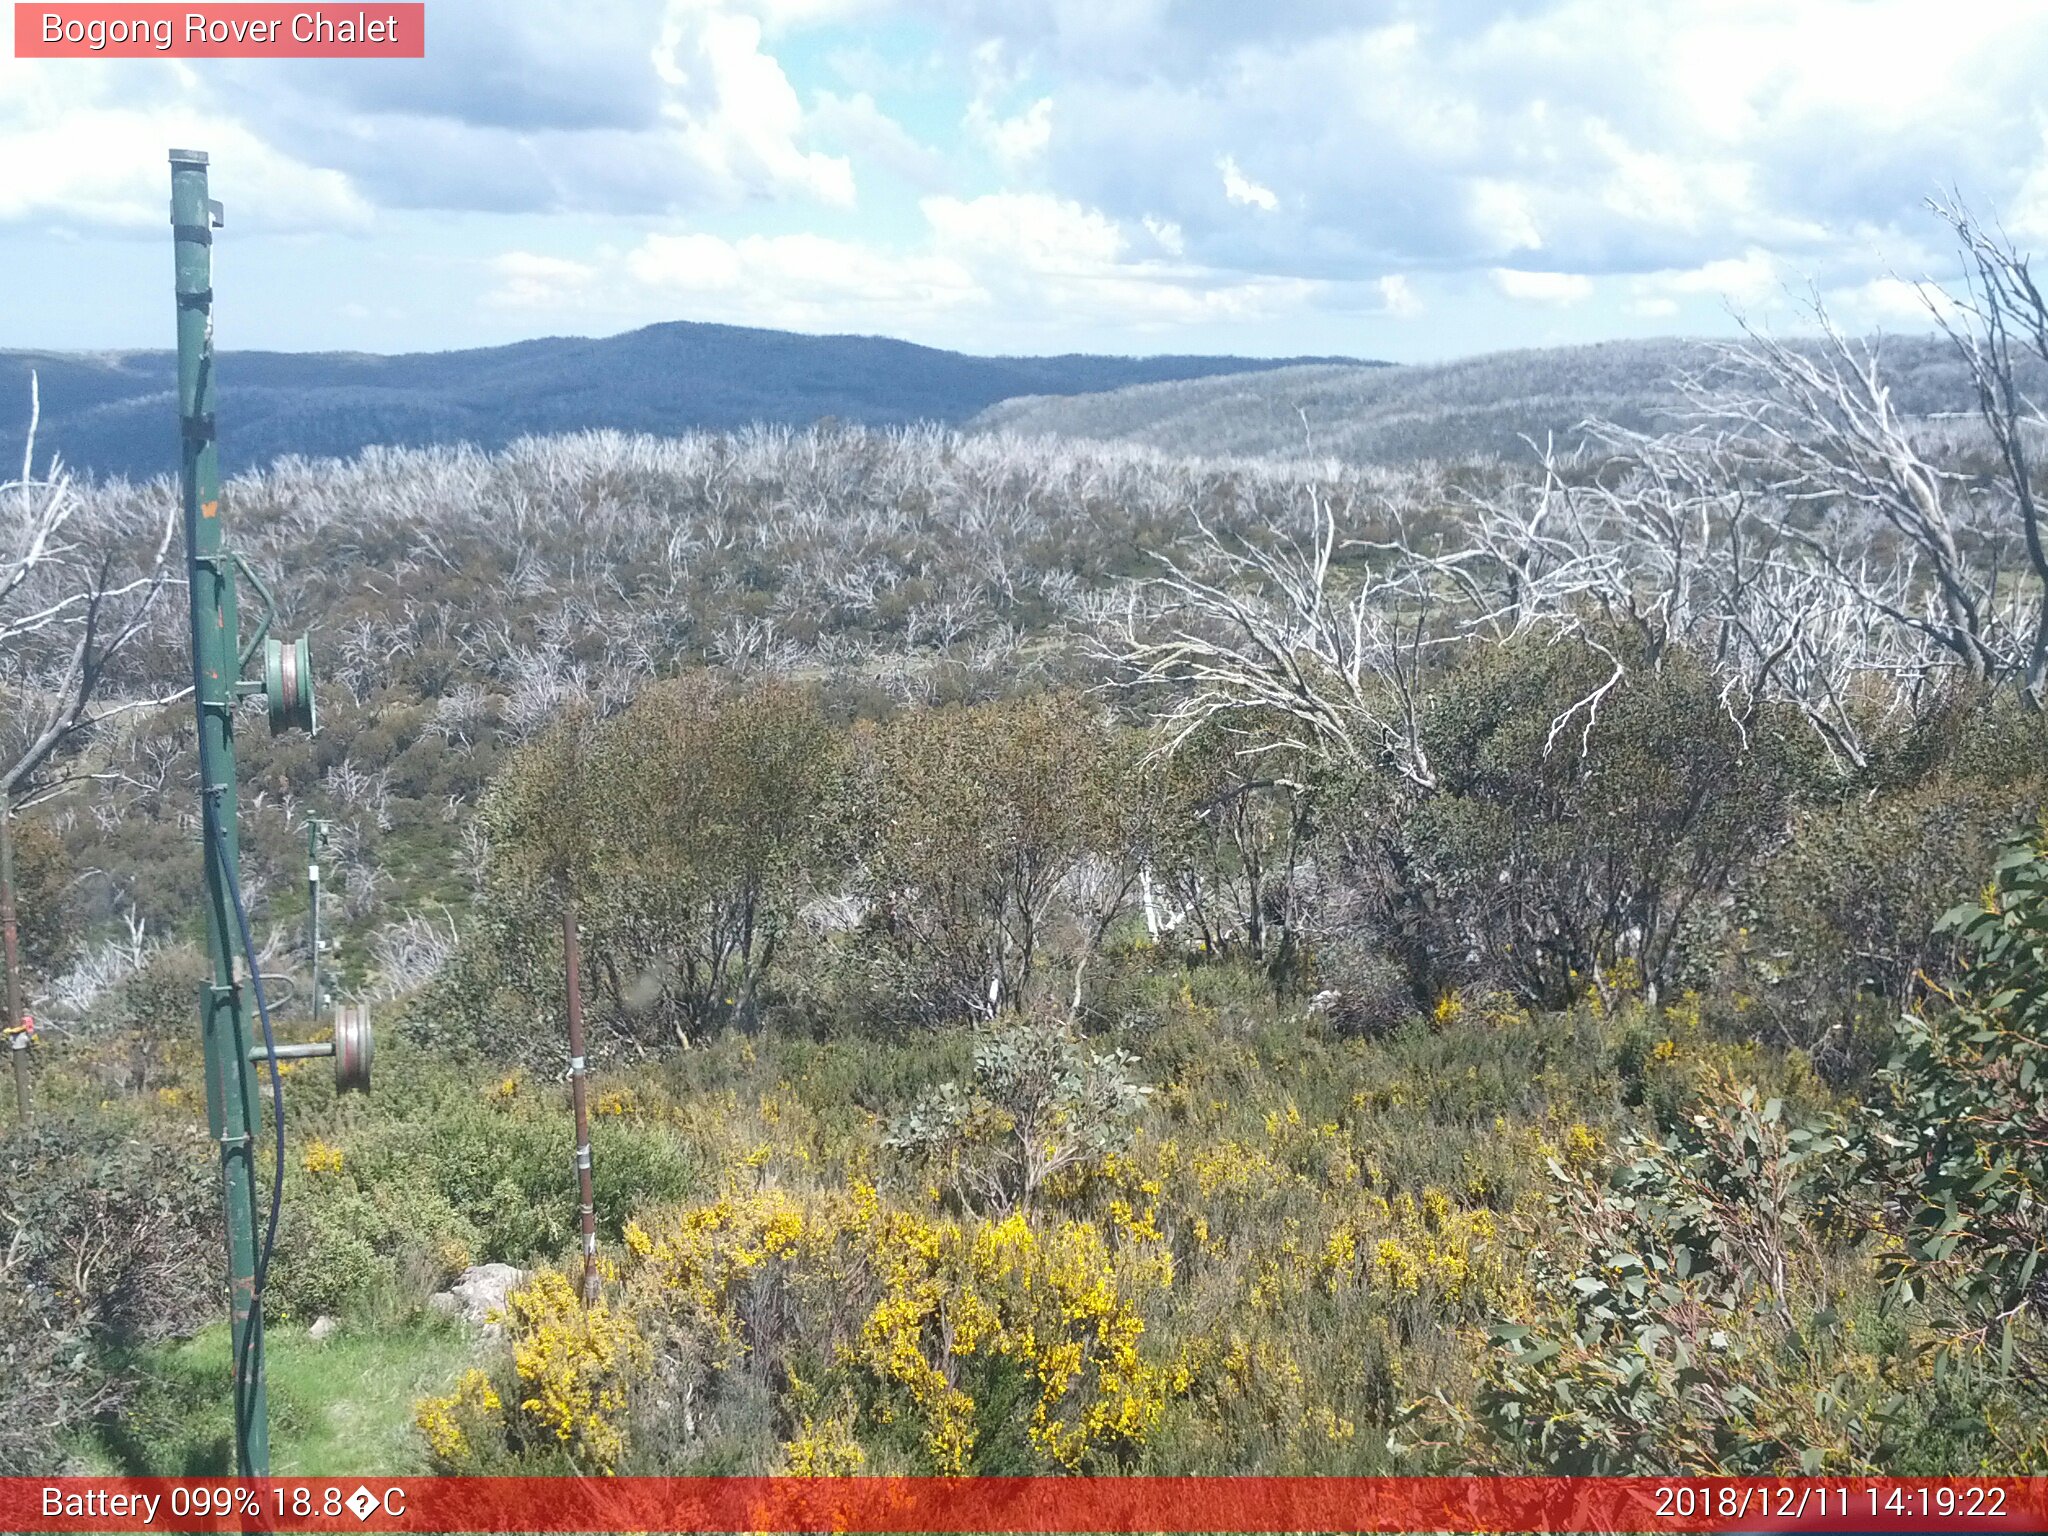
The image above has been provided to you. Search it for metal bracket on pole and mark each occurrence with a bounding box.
[245,1003,373,1094]
[232,549,275,670]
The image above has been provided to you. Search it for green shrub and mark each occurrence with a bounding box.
[5,811,79,978]
[1332,635,1811,1012]
[270,1177,482,1322]
[843,694,1144,1023]
[1452,1087,1857,1473]
[1867,835,2048,1377]
[1142,722,1316,976]
[886,1012,1151,1214]
[1741,779,2046,1076]
[104,943,209,1096]
[272,1052,701,1319]
[0,1108,215,1473]
[445,677,840,1054]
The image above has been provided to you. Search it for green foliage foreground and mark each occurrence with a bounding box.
[22,834,2044,1476]
[7,640,2045,1478]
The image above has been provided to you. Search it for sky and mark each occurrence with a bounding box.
[4,0,2047,362]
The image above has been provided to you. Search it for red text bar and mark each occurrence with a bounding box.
[7,1477,2048,1533]
[14,4,424,57]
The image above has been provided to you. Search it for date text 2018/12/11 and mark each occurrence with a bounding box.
[1655,1483,2012,1523]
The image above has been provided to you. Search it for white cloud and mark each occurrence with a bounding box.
[626,233,748,291]
[495,191,1326,340]
[1005,0,2048,297]
[2002,122,2048,244]
[653,5,855,207]
[808,89,947,187]
[1827,275,1955,327]
[624,229,982,328]
[960,36,1049,169]
[487,252,601,308]
[1656,249,1779,301]
[15,0,2048,354]
[1585,120,1713,233]
[1620,248,1780,314]
[0,106,371,231]
[922,190,1124,266]
[1143,215,1186,257]
[745,0,890,29]
[1218,155,1279,212]
[1469,179,1543,254]
[1492,268,1594,304]
[0,0,859,230]
[1378,274,1422,317]
[975,95,1053,168]
[916,191,1322,325]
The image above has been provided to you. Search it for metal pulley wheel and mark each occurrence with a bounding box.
[264,634,317,735]
[333,1003,372,1093]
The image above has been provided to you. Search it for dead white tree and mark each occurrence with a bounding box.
[1114,374,1974,787]
[3,380,182,804]
[1494,422,1923,770]
[368,904,462,1000]
[1111,488,1445,789]
[1,377,181,1119]
[1924,194,2048,704]
[1680,309,2025,694]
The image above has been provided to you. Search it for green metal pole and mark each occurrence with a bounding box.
[172,147,268,1477]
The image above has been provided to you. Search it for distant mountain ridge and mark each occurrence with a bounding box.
[969,335,2005,465]
[1,320,1369,482]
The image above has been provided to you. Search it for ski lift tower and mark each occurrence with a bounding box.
[171,148,371,1478]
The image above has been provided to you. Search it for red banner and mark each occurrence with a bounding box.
[13,4,424,58]
[7,1477,2048,1533]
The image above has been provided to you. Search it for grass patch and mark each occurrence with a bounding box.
[89,1316,476,1477]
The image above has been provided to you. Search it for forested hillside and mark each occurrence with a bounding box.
[5,283,2047,1479]
[971,333,2025,464]
[0,324,1359,483]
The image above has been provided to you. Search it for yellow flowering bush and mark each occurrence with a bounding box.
[616,1175,1176,1473]
[404,962,1879,1481]
[781,1408,867,1474]
[415,1369,502,1468]
[506,1270,650,1472]
[1560,1122,1604,1170]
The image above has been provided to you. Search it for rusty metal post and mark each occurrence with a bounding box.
[1,796,29,1123]
[562,890,599,1307]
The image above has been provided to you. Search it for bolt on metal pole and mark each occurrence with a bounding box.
[172,147,268,1477]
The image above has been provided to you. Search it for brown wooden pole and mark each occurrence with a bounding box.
[1,794,30,1124]
[562,888,599,1307]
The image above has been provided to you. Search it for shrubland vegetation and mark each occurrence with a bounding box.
[4,202,2047,1479]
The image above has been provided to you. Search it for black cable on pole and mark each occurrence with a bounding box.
[204,785,285,1424]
